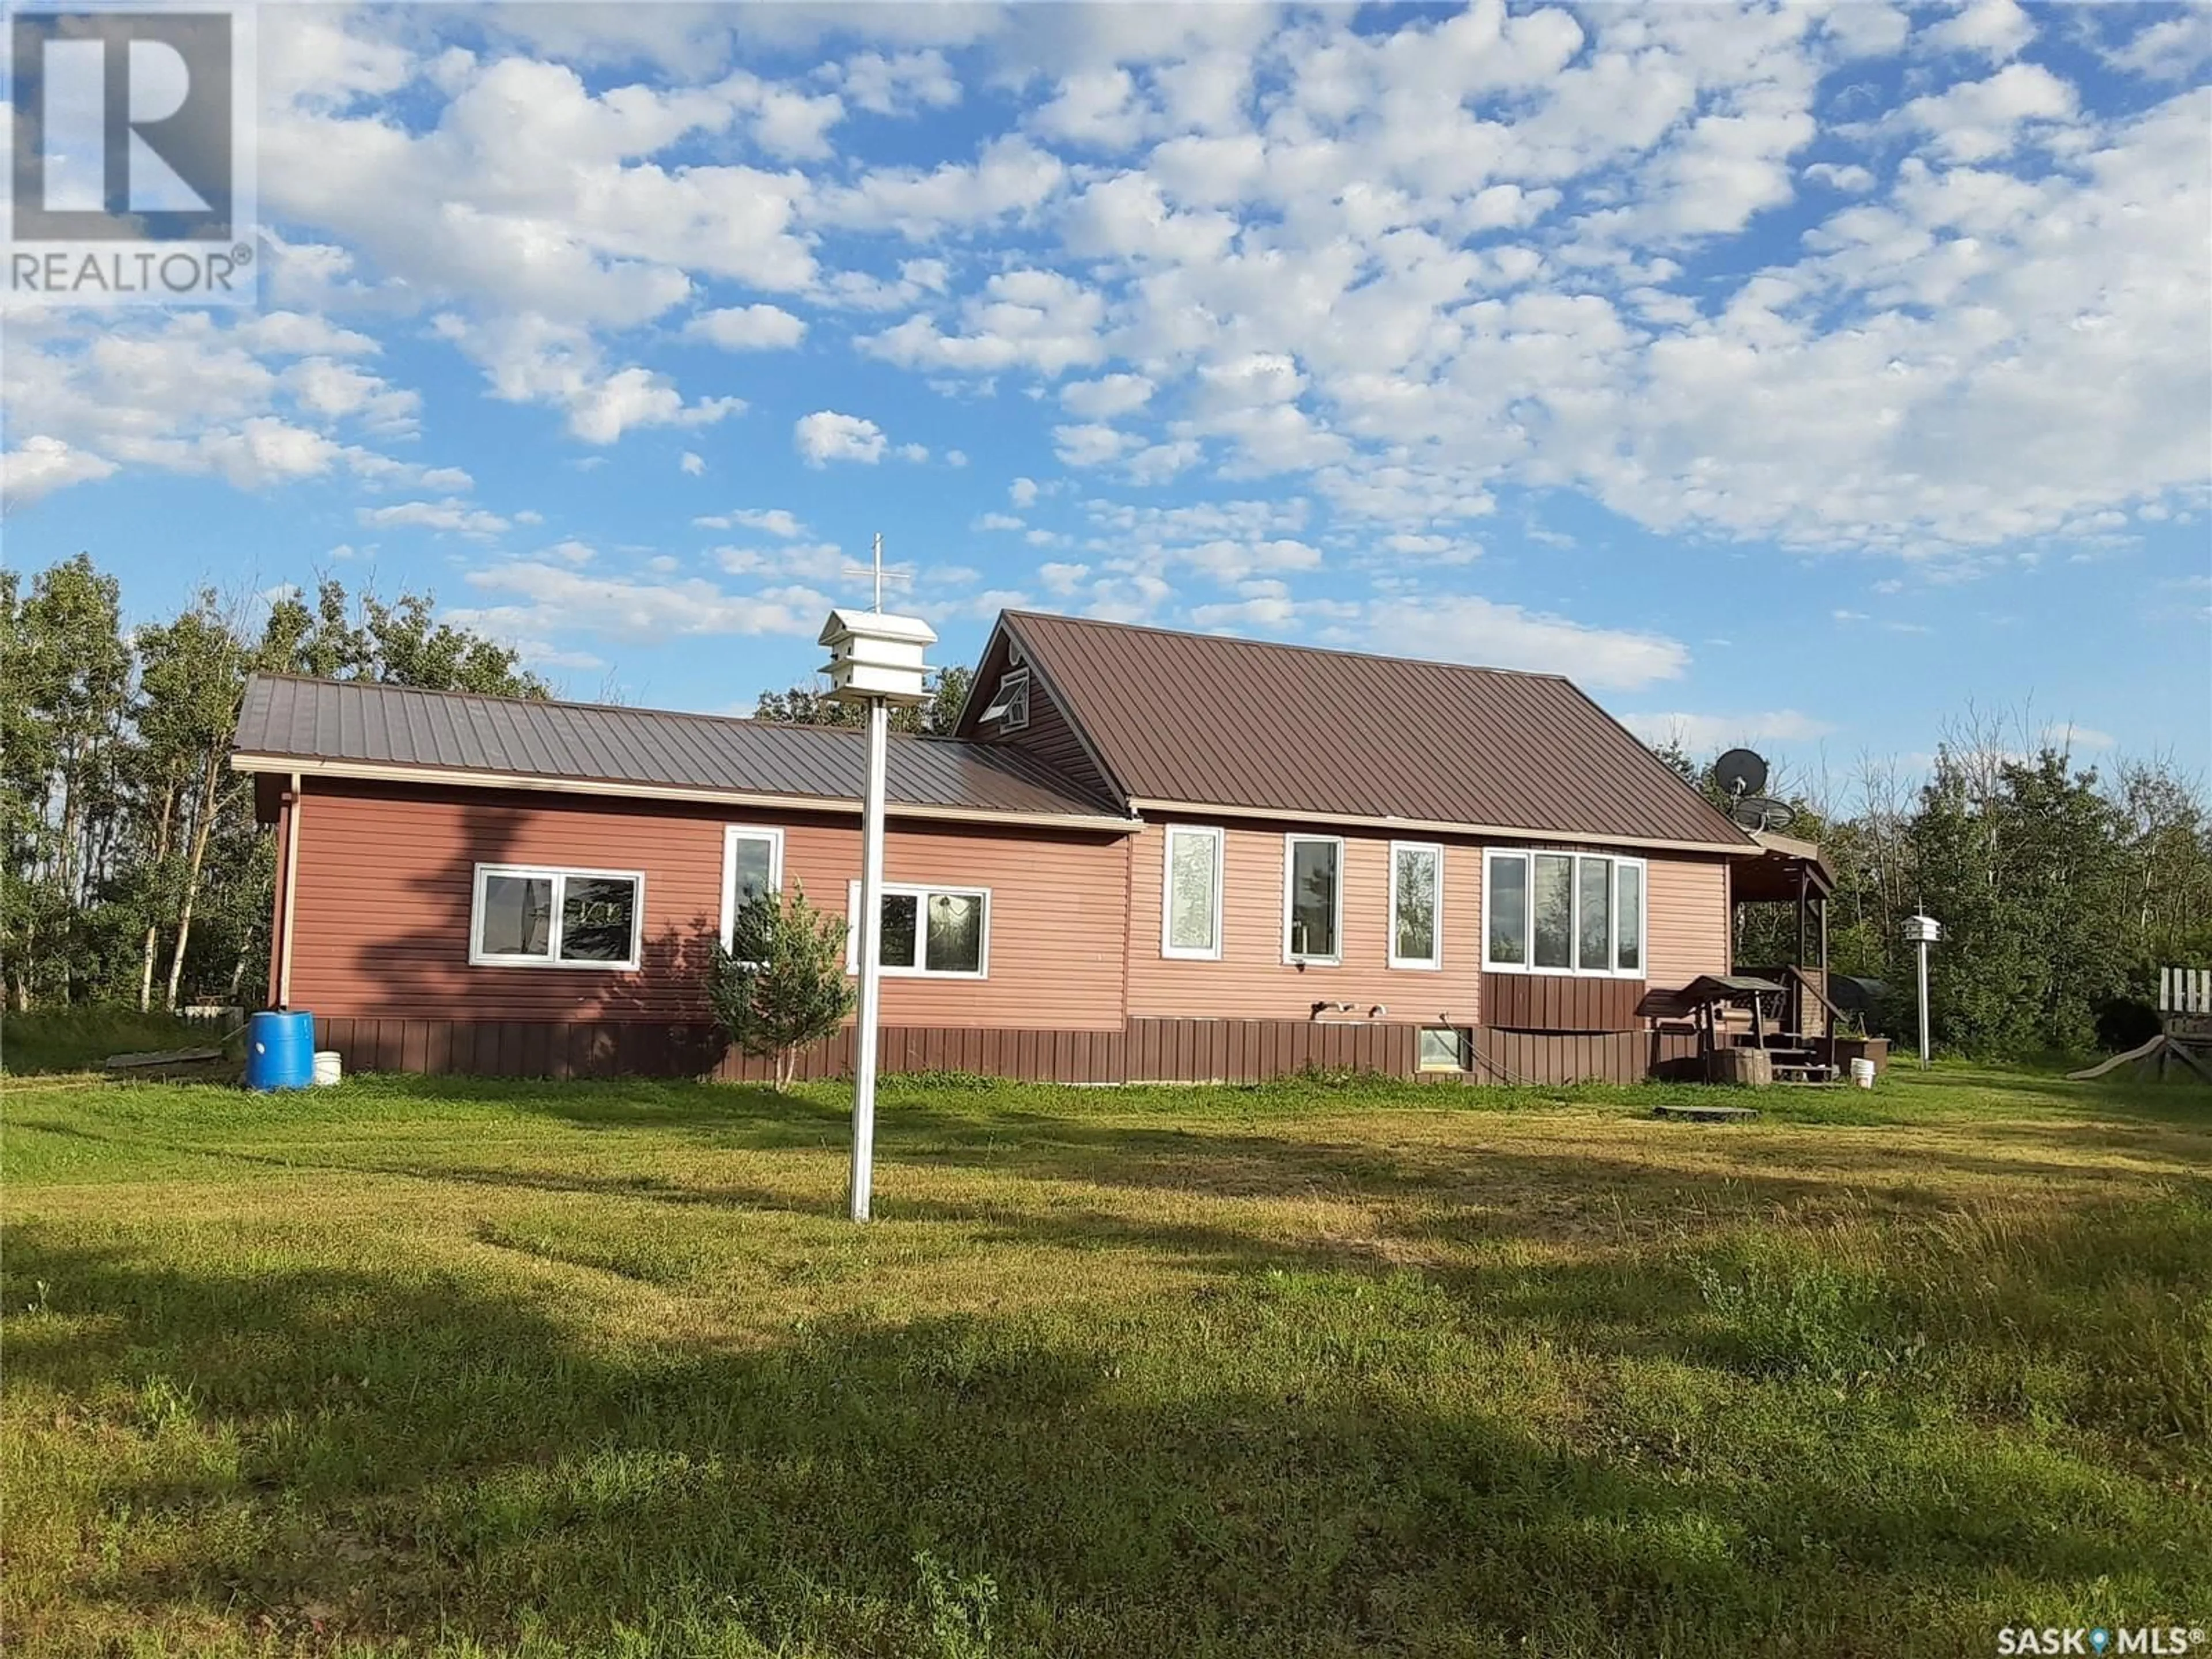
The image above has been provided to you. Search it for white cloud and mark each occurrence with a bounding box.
[357,498,511,538]
[1894,63,2078,164]
[2103,12,2212,81]
[1054,423,1130,468]
[1060,373,1156,419]
[1803,162,1876,194]
[680,450,706,476]
[813,134,1066,237]
[794,410,888,467]
[1009,476,1040,508]
[1618,709,1838,749]
[1919,0,2035,62]
[861,268,1106,377]
[715,540,853,582]
[283,358,421,433]
[1179,537,1324,585]
[973,512,1025,532]
[2040,720,2117,751]
[702,507,806,537]
[836,48,962,116]
[0,436,118,506]
[685,304,809,351]
[0,308,456,499]
[1368,594,1690,690]
[448,562,828,646]
[434,313,742,444]
[1188,582,1362,633]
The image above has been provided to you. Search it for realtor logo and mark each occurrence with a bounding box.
[7,7,257,305]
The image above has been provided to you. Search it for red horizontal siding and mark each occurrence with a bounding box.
[287,779,1126,1030]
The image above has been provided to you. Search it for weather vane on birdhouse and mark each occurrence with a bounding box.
[840,532,910,615]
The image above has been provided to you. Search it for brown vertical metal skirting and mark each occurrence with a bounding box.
[310,1016,1694,1087]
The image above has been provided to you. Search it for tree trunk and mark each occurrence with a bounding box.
[164,749,224,1012]
[138,769,179,1011]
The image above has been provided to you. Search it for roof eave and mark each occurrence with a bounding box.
[1123,796,1755,857]
[228,751,1143,835]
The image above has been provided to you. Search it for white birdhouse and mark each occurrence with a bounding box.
[1903,913,1943,945]
[818,609,936,707]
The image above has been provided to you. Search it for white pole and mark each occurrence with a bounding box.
[1916,937,1931,1070]
[850,695,889,1221]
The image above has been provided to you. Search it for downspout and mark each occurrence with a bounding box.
[276,771,302,1009]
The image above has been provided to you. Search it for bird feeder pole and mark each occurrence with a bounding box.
[1903,912,1942,1070]
[817,545,936,1222]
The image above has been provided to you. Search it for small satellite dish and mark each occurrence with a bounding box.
[1714,748,1769,800]
[1731,795,1798,834]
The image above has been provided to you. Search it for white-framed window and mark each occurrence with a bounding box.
[1161,824,1224,960]
[1482,848,1645,978]
[469,863,645,971]
[846,881,990,978]
[719,826,785,955]
[979,668,1030,731]
[1282,834,1344,965]
[1389,842,1444,970]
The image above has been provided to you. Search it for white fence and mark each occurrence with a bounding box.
[2158,969,2210,1016]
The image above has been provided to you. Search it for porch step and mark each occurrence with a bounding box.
[1772,1063,1841,1085]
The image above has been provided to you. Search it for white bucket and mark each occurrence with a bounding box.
[311,1050,343,1087]
[1849,1057,1876,1090]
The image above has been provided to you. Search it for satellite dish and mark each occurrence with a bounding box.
[1714,747,1769,800]
[1731,795,1798,834]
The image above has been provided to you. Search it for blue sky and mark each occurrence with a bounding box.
[4,1,2208,794]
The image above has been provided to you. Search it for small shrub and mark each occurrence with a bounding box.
[704,887,855,1089]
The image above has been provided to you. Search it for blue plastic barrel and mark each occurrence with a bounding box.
[245,1010,315,1091]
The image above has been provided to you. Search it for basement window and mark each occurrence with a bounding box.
[847,881,990,978]
[1419,1028,1471,1072]
[1483,849,1645,979]
[471,864,644,970]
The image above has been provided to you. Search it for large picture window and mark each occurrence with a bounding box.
[1389,842,1443,969]
[1162,824,1224,960]
[846,881,990,978]
[1283,834,1343,964]
[1484,849,1645,978]
[471,863,644,970]
[718,826,784,952]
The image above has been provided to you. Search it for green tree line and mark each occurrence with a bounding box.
[2,554,545,1012]
[7,552,2205,1057]
[1654,722,2212,1055]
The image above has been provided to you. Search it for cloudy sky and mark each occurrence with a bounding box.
[3,1,2207,775]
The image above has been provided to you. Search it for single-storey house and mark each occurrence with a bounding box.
[232,609,1837,1084]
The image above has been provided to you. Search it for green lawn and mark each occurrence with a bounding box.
[3,1061,2207,1657]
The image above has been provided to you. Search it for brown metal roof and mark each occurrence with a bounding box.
[997,611,1754,849]
[232,674,1130,824]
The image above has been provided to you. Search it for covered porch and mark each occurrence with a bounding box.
[1712,832,1888,1083]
